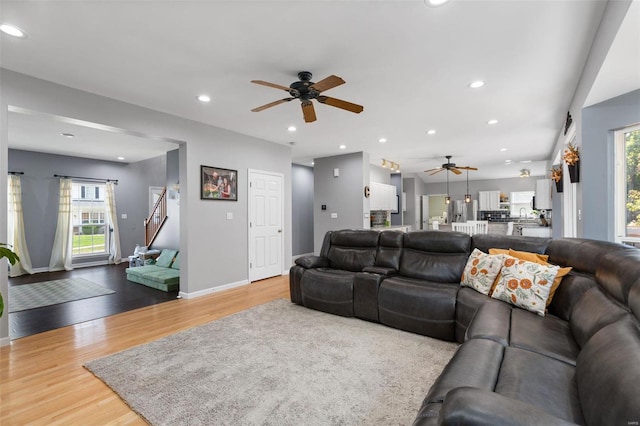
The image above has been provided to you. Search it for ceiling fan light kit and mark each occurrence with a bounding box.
[251,71,364,123]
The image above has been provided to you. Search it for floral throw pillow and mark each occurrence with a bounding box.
[491,256,560,316]
[460,248,505,295]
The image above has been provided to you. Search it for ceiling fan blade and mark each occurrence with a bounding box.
[251,97,294,112]
[309,75,345,93]
[451,168,463,175]
[429,169,444,176]
[251,80,297,94]
[302,101,317,123]
[424,167,442,173]
[457,166,479,171]
[317,96,364,114]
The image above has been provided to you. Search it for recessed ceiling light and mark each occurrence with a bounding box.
[427,129,436,135]
[311,161,315,166]
[425,0,451,6]
[520,160,531,163]
[0,24,27,38]
[339,145,346,150]
[196,94,211,102]
[61,133,74,138]
[468,80,485,89]
[505,159,512,163]
[499,148,508,152]
[288,126,296,132]
[379,138,387,143]
[117,156,125,161]
[488,119,498,125]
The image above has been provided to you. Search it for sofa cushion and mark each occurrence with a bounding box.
[595,249,640,305]
[576,318,640,426]
[378,276,458,340]
[455,287,491,342]
[472,234,551,255]
[125,265,180,284]
[569,286,629,347]
[326,230,379,272]
[547,272,597,321]
[545,238,631,274]
[400,231,470,282]
[170,252,181,270]
[374,230,403,270]
[300,268,355,317]
[424,338,503,404]
[491,257,559,316]
[155,249,177,268]
[495,347,584,424]
[460,249,505,295]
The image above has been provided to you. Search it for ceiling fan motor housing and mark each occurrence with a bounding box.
[290,71,318,100]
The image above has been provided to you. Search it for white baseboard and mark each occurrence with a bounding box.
[0,336,11,347]
[178,279,250,299]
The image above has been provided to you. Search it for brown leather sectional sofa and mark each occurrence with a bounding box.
[289,229,640,425]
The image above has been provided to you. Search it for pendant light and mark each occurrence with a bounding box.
[445,170,451,204]
[464,169,471,203]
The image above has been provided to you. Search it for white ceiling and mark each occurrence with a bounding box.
[0,0,635,182]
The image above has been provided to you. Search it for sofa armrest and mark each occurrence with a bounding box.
[465,300,512,345]
[439,387,578,426]
[294,255,329,269]
[362,266,398,276]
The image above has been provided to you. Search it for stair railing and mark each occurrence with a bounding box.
[144,187,167,247]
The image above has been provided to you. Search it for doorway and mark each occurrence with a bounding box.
[248,170,284,282]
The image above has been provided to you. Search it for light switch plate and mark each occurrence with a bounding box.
[227,212,233,220]
[121,214,127,219]
[331,213,338,219]
[333,168,340,177]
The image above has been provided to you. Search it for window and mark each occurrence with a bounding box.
[71,181,109,255]
[509,191,535,218]
[615,124,640,243]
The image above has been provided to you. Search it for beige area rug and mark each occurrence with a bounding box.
[85,299,459,426]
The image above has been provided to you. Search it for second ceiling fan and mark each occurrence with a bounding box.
[425,155,478,175]
[250,71,364,123]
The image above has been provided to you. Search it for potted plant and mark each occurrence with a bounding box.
[550,165,563,193]
[563,142,580,183]
[0,244,19,317]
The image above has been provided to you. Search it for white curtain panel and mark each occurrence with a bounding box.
[49,178,74,271]
[7,175,33,277]
[105,181,122,264]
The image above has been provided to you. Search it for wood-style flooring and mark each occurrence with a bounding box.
[0,274,290,425]
[9,263,178,339]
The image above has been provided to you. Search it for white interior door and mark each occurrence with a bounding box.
[248,170,283,282]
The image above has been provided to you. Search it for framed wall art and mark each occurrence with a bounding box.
[201,165,237,201]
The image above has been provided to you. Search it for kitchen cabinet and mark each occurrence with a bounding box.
[521,227,552,238]
[370,182,397,211]
[535,179,552,210]
[478,190,500,210]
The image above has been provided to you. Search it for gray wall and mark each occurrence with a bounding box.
[152,148,180,250]
[582,89,640,240]
[8,149,166,269]
[1,69,293,344]
[314,152,369,254]
[292,164,314,256]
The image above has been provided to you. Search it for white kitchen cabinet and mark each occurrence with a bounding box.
[370,182,397,211]
[535,179,552,210]
[478,190,500,210]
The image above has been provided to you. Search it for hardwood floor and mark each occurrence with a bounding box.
[0,275,290,425]
[9,263,179,339]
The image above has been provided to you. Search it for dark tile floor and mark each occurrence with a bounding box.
[8,263,178,339]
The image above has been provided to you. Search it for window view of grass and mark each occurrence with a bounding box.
[72,234,106,255]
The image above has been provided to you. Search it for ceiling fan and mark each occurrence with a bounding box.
[250,71,364,123]
[424,155,478,175]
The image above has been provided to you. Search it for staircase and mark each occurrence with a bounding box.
[144,187,167,247]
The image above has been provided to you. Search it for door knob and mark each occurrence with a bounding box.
[278,229,282,233]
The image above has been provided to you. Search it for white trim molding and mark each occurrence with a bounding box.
[178,279,249,299]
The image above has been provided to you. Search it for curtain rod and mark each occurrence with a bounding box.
[8,171,24,175]
[53,174,118,185]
